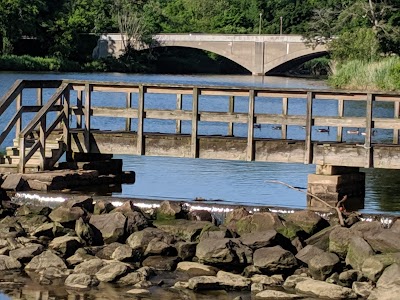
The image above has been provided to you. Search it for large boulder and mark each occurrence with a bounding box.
[176,262,218,276]
[156,200,184,220]
[48,206,85,224]
[49,235,83,258]
[0,255,22,270]
[111,244,139,261]
[376,263,400,288]
[350,221,383,238]
[235,212,283,235]
[89,212,127,244]
[253,246,297,274]
[364,230,400,253]
[305,225,340,251]
[295,279,357,299]
[329,227,351,258]
[9,244,44,263]
[224,207,251,232]
[153,219,212,242]
[31,222,65,239]
[25,250,67,272]
[295,245,325,266]
[286,210,329,235]
[95,261,130,282]
[62,196,94,212]
[65,273,99,289]
[73,258,104,276]
[126,227,174,254]
[308,252,340,281]
[95,242,123,260]
[176,241,197,260]
[17,215,49,234]
[187,276,221,291]
[75,217,103,246]
[368,285,400,300]
[239,230,282,250]
[216,270,251,290]
[345,236,374,270]
[255,290,303,299]
[142,255,180,271]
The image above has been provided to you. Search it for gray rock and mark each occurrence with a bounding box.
[117,267,154,286]
[242,265,262,277]
[95,242,123,260]
[251,274,284,286]
[224,207,250,232]
[176,262,218,276]
[188,210,214,223]
[286,210,329,235]
[376,263,400,288]
[93,200,115,215]
[144,239,176,256]
[338,270,361,287]
[329,227,351,258]
[216,271,251,290]
[187,276,221,290]
[367,285,400,300]
[253,246,297,273]
[66,251,95,267]
[62,196,94,212]
[111,244,138,261]
[295,279,357,299]
[17,215,49,234]
[295,245,325,265]
[235,212,283,235]
[0,255,22,270]
[65,273,99,289]
[0,217,25,238]
[283,275,311,290]
[345,236,374,270]
[38,266,71,279]
[89,212,127,244]
[153,219,213,242]
[74,258,104,276]
[1,174,26,191]
[308,252,339,281]
[142,256,179,271]
[305,225,340,251]
[173,281,189,289]
[25,250,67,272]
[362,253,400,281]
[31,222,65,238]
[49,206,85,224]
[126,289,151,296]
[75,217,102,246]
[352,281,373,298]
[239,230,280,249]
[364,230,400,253]
[255,290,303,299]
[126,227,174,253]
[350,221,383,238]
[95,261,130,282]
[9,244,44,263]
[176,241,197,260]
[157,200,183,219]
[49,235,83,258]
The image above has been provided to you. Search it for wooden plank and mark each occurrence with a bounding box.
[37,88,43,106]
[191,88,199,158]
[18,136,25,173]
[337,99,344,142]
[145,109,190,120]
[394,101,399,144]
[176,94,182,134]
[137,85,145,155]
[314,93,366,101]
[228,96,234,136]
[63,88,70,153]
[282,97,288,139]
[39,117,46,171]
[256,114,306,126]
[201,89,249,97]
[0,109,23,146]
[76,90,83,128]
[91,107,139,118]
[84,84,92,153]
[246,90,255,161]
[313,116,365,128]
[92,85,139,93]
[374,118,400,129]
[375,95,400,102]
[146,87,192,95]
[125,92,132,131]
[15,92,22,141]
[256,91,307,98]
[0,80,24,115]
[304,92,313,164]
[365,93,373,168]
[200,111,247,123]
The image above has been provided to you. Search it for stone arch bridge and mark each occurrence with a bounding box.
[94,33,327,75]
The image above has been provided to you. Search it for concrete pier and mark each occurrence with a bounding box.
[307,165,365,211]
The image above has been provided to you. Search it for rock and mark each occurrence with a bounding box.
[126,289,151,296]
[176,241,197,260]
[124,211,150,235]
[286,210,329,235]
[173,281,189,289]
[329,227,351,258]
[65,273,99,289]
[62,196,94,212]
[338,270,361,287]
[153,219,212,242]
[345,236,374,270]
[350,221,383,238]
[239,230,281,250]
[93,200,115,215]
[308,252,339,281]
[199,226,227,241]
[0,217,25,238]
[0,255,22,270]
[368,285,400,300]
[49,206,85,224]
[295,279,357,299]
[1,174,26,191]
[9,244,44,263]
[253,246,297,274]
[242,265,262,277]
[66,251,95,266]
[187,276,221,290]
[255,290,303,299]
[364,230,400,253]
[361,253,400,281]
[117,267,154,286]
[38,266,71,279]
[49,235,83,258]
[144,239,176,256]
[95,242,123,260]
[126,227,174,253]
[188,210,214,223]
[176,262,218,276]
[75,218,102,246]
[251,274,284,286]
[157,201,183,220]
[111,244,139,261]
[251,283,264,292]
[31,222,65,238]
[295,245,325,266]
[235,212,283,235]
[283,275,312,290]
[376,263,400,288]
[224,207,251,231]
[74,258,104,276]
[17,215,49,234]
[89,212,127,244]
[95,261,130,282]
[305,225,340,251]
[352,281,373,298]
[25,250,67,272]
[142,256,180,271]
[216,271,251,290]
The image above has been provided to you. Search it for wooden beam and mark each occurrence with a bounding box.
[63,87,70,153]
[76,90,83,128]
[394,101,399,144]
[137,85,145,155]
[282,97,288,139]
[191,88,199,158]
[125,92,132,131]
[337,98,344,142]
[304,92,313,164]
[37,87,43,106]
[246,90,255,161]
[84,83,92,152]
[228,96,235,136]
[365,93,374,168]
[176,94,182,134]
[39,117,46,171]
[16,91,22,141]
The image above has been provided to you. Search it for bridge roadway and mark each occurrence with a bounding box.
[94,34,327,75]
[2,79,400,208]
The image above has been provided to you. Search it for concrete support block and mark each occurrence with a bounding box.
[316,165,359,175]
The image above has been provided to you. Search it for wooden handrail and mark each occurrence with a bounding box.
[0,80,24,116]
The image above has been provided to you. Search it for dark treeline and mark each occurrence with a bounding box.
[0,0,399,74]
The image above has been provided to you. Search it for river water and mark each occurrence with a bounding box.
[1,72,400,214]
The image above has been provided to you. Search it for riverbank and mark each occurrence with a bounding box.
[1,194,400,299]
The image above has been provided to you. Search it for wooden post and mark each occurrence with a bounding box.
[18,136,25,173]
[16,91,22,141]
[137,85,145,155]
[228,96,235,136]
[337,98,344,142]
[37,87,43,106]
[125,92,132,131]
[39,116,46,171]
[191,88,199,158]
[282,97,288,139]
[176,94,182,134]
[304,91,313,164]
[84,84,92,153]
[246,90,255,161]
[394,101,399,144]
[76,90,83,129]
[63,87,70,153]
[365,93,374,168]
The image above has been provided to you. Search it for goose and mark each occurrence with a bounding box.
[272,125,282,130]
[347,128,360,135]
[317,127,330,133]
[254,124,261,129]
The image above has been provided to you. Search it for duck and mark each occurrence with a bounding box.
[317,127,330,133]
[272,125,282,130]
[347,128,360,135]
[254,124,261,129]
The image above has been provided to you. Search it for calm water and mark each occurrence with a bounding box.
[1,72,400,214]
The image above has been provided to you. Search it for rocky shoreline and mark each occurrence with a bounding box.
[1,195,400,300]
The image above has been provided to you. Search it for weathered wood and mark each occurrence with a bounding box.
[337,99,344,142]
[63,88,70,153]
[257,91,307,98]
[0,80,24,116]
[36,88,43,106]
[0,109,23,145]
[146,87,192,95]
[246,90,255,161]
[76,90,83,128]
[304,92,313,164]
[201,89,249,97]
[313,116,365,128]
[176,94,182,134]
[282,97,288,139]
[191,88,199,158]
[228,96,235,136]
[394,101,399,144]
[137,85,145,155]
[84,83,92,153]
[16,92,22,141]
[125,92,132,131]
[39,117,46,171]
[365,93,374,168]
[92,85,139,93]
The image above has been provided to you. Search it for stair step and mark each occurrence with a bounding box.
[6,147,56,157]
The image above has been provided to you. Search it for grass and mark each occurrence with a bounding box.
[328,56,400,91]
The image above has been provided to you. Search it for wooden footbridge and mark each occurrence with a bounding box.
[1,80,400,174]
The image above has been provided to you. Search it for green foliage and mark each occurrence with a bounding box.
[0,55,81,71]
